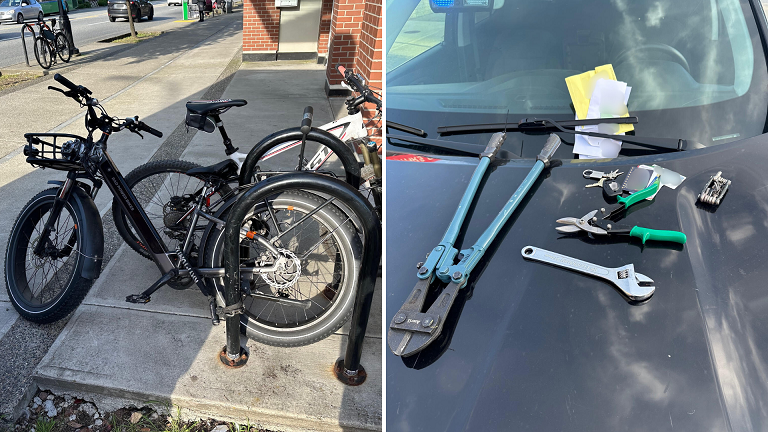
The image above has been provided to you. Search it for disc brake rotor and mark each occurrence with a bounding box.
[261,248,302,289]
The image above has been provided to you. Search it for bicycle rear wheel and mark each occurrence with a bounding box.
[204,190,363,347]
[33,37,52,69]
[112,159,233,262]
[55,33,71,63]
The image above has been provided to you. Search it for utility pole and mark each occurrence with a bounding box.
[57,0,78,55]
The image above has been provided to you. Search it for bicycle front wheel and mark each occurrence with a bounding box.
[204,190,363,347]
[33,37,52,69]
[55,33,71,63]
[5,189,93,323]
[241,129,362,188]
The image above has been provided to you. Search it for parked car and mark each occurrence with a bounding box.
[0,0,43,24]
[39,0,71,15]
[107,0,153,22]
[386,0,768,430]
[167,0,180,6]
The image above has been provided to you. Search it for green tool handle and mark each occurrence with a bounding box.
[618,178,660,208]
[629,226,687,244]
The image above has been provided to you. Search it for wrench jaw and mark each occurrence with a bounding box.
[613,264,655,302]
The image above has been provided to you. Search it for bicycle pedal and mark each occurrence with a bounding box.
[126,294,151,304]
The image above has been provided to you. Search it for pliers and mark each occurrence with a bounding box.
[556,210,687,244]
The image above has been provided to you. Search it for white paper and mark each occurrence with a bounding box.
[573,79,632,159]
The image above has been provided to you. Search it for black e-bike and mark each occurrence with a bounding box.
[5,75,362,346]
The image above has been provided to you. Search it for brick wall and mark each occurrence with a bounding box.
[243,0,281,60]
[317,0,334,58]
[356,0,382,143]
[324,0,382,143]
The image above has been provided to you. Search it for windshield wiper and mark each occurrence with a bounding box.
[438,117,692,153]
[387,134,518,160]
[386,121,428,138]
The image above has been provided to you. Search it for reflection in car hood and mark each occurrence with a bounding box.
[386,135,768,431]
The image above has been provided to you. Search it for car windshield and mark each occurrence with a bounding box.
[0,0,22,6]
[387,0,768,150]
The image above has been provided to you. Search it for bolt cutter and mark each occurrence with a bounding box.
[388,132,562,357]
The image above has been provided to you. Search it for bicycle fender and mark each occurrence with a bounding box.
[69,185,104,280]
[238,127,362,188]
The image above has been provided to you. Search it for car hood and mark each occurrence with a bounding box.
[386,134,768,431]
[0,6,20,11]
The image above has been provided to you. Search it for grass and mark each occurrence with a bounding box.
[35,417,56,432]
[110,31,163,44]
[0,72,43,92]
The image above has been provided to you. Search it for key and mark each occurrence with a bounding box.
[585,178,606,188]
[583,169,607,180]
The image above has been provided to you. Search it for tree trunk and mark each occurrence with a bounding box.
[125,0,136,38]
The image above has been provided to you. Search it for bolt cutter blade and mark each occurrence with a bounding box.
[388,280,462,357]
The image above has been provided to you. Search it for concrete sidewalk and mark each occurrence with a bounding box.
[0,8,245,420]
[30,63,382,431]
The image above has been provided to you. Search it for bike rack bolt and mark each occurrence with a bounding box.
[416,262,424,269]
[422,317,434,327]
[393,313,406,324]
[452,271,462,280]
[440,267,449,274]
[418,266,428,275]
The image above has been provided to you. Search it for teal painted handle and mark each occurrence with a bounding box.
[630,226,687,244]
[618,178,660,208]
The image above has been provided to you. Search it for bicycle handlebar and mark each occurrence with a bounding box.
[336,65,381,110]
[138,120,163,138]
[54,73,92,96]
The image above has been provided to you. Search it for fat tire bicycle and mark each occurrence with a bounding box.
[112,65,382,261]
[4,74,363,346]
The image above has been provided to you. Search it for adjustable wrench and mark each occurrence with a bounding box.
[521,246,655,301]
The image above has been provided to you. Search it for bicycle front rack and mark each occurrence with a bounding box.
[222,172,382,385]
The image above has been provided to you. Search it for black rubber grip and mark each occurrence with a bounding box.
[138,121,163,138]
[54,73,77,91]
[300,106,313,134]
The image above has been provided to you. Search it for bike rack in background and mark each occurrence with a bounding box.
[21,24,36,67]
[221,172,382,385]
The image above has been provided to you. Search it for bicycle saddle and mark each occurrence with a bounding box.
[186,159,238,179]
[186,99,247,115]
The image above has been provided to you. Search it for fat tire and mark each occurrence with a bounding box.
[113,159,233,260]
[5,189,93,324]
[204,190,363,347]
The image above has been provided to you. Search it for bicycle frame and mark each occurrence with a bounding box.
[256,110,368,170]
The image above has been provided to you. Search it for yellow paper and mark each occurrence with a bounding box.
[565,64,634,133]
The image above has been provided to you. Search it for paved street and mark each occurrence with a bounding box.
[0,1,181,68]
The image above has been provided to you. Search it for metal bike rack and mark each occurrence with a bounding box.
[221,172,382,385]
[20,24,36,67]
